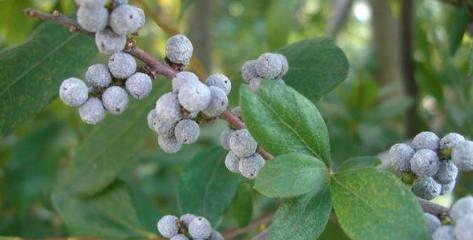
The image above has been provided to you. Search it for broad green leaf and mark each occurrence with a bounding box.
[240,81,331,164]
[268,187,332,240]
[255,153,328,198]
[319,220,351,240]
[177,147,240,225]
[52,181,155,239]
[330,167,429,240]
[0,23,97,135]
[230,182,253,227]
[58,80,170,197]
[336,156,381,172]
[447,8,469,56]
[279,38,349,103]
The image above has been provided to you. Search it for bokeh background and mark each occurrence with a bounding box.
[0,0,472,238]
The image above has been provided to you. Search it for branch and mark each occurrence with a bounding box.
[223,212,274,239]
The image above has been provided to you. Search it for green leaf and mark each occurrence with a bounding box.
[279,38,349,103]
[177,147,240,226]
[0,23,97,135]
[336,156,381,172]
[240,81,331,164]
[330,167,429,240]
[268,187,332,240]
[255,153,328,198]
[51,180,154,239]
[58,80,170,197]
[230,182,253,227]
[447,7,469,56]
[319,220,351,240]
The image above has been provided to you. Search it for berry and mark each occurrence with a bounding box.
[231,106,241,119]
[434,160,458,184]
[209,230,224,240]
[239,153,265,179]
[157,215,179,238]
[452,141,473,171]
[170,234,188,240]
[433,225,456,240]
[440,180,456,195]
[412,177,441,200]
[207,74,231,95]
[59,78,89,107]
[241,60,259,83]
[277,53,289,77]
[389,143,414,172]
[229,129,258,158]
[202,86,228,117]
[75,0,106,8]
[108,52,137,79]
[220,128,233,151]
[411,131,440,151]
[172,71,199,93]
[410,149,440,177]
[95,28,127,55]
[188,217,212,239]
[158,134,182,153]
[155,92,182,124]
[174,119,200,144]
[147,109,158,131]
[248,77,263,92]
[125,72,153,99]
[225,151,240,173]
[454,213,473,240]
[256,53,283,80]
[424,213,441,235]
[102,86,129,114]
[85,64,112,88]
[110,5,145,35]
[178,81,211,112]
[77,7,108,33]
[148,108,176,136]
[449,196,473,222]
[179,213,196,228]
[78,97,105,124]
[112,0,129,7]
[440,133,465,152]
[165,34,194,65]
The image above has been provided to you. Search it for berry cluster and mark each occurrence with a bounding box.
[241,52,288,90]
[388,132,473,200]
[221,108,265,179]
[157,214,223,240]
[426,196,473,240]
[147,35,231,153]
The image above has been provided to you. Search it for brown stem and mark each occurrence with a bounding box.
[223,212,274,239]
[417,198,449,218]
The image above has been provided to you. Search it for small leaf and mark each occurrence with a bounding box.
[240,81,331,164]
[255,153,328,198]
[177,147,240,226]
[330,167,429,240]
[230,182,253,227]
[336,156,381,172]
[279,38,349,103]
[447,7,469,56]
[268,187,332,240]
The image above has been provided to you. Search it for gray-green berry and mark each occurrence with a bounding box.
[155,92,182,124]
[434,160,458,184]
[157,215,179,238]
[110,5,145,35]
[424,213,441,235]
[165,34,193,65]
[147,109,158,131]
[170,234,188,240]
[78,97,105,124]
[85,64,112,88]
[179,213,196,228]
[174,119,200,144]
[239,153,265,179]
[276,53,289,77]
[231,106,241,119]
[207,74,231,95]
[188,217,212,239]
[256,53,283,80]
[126,72,152,99]
[440,133,465,152]
[178,80,211,112]
[209,230,224,240]
[203,86,228,117]
[75,0,106,8]
[95,28,127,55]
[433,225,456,240]
[158,134,181,153]
[410,149,440,177]
[241,60,259,83]
[248,77,263,91]
[229,129,258,158]
[225,151,240,173]
[172,71,199,92]
[412,131,440,151]
[220,128,233,150]
[454,213,473,240]
[452,141,473,171]
[108,52,137,79]
[412,177,441,200]
[112,0,129,7]
[77,7,108,33]
[102,86,129,114]
[441,180,456,195]
[389,143,415,172]
[450,196,473,222]
[59,78,89,107]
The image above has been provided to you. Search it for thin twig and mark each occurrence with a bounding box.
[417,198,450,218]
[223,212,274,239]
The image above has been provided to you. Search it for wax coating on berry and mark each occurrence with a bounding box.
[174,119,200,144]
[229,129,258,158]
[207,74,231,95]
[424,213,441,235]
[433,225,456,240]
[155,92,183,124]
[59,78,89,107]
[452,141,473,171]
[165,34,194,65]
[389,143,414,172]
[102,86,129,115]
[110,5,146,35]
[178,81,211,112]
[95,28,127,55]
[412,177,441,200]
[239,153,265,179]
[126,72,152,99]
[77,7,108,33]
[203,86,228,117]
[188,217,212,239]
[108,52,137,79]
[454,214,473,240]
[241,60,259,83]
[79,97,105,124]
[411,131,440,151]
[225,151,240,173]
[170,234,188,240]
[85,64,112,88]
[256,53,283,80]
[434,160,458,184]
[220,128,233,151]
[179,213,196,228]
[450,196,473,222]
[172,71,199,92]
[410,149,440,177]
[158,134,182,153]
[157,215,179,238]
[440,133,465,151]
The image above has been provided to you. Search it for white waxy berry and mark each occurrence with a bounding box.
[225,151,240,173]
[239,153,265,179]
[454,213,473,240]
[85,64,112,88]
[424,213,441,235]
[440,180,456,195]
[433,225,456,240]
[231,106,241,119]
[172,71,199,92]
[178,81,211,112]
[158,134,182,153]
[170,234,188,240]
[411,131,440,151]
[157,215,179,238]
[389,143,415,172]
[203,86,228,117]
[450,196,473,222]
[147,109,158,131]
[59,78,89,107]
[220,128,233,150]
[179,213,196,228]
[110,4,145,35]
[207,74,231,95]
[102,86,129,114]
[440,133,465,152]
[412,177,441,200]
[229,129,258,158]
[77,7,108,33]
[434,160,458,184]
[174,119,200,144]
[75,0,106,8]
[241,60,259,83]
[276,53,289,77]
[256,53,283,80]
[79,97,105,124]
[95,28,127,55]
[248,78,263,92]
[188,217,212,239]
[108,52,137,79]
[147,109,175,136]
[410,149,440,177]
[209,230,224,240]
[165,34,194,65]
[452,141,473,171]
[155,92,182,124]
[126,72,152,99]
